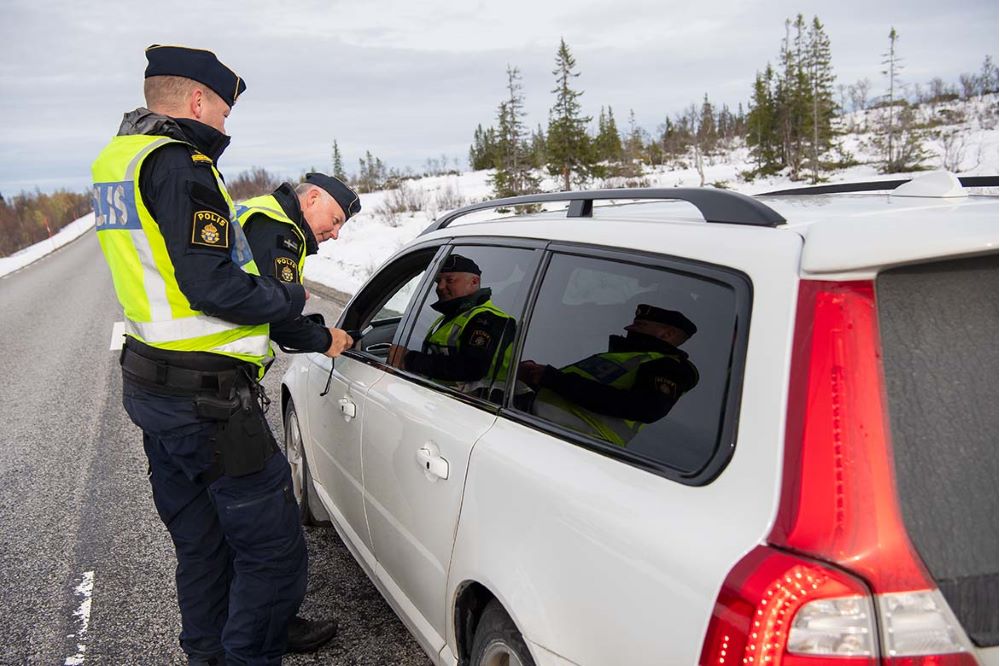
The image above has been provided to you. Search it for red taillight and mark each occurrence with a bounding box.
[699,546,878,666]
[775,281,927,592]
[700,281,979,666]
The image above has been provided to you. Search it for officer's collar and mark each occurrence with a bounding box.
[273,183,318,255]
[609,332,687,356]
[431,287,492,317]
[116,108,231,162]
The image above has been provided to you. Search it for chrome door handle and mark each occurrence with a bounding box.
[365,342,391,353]
[416,443,449,481]
[338,396,356,421]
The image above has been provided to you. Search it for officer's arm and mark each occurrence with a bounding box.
[538,358,680,422]
[240,214,331,352]
[141,147,305,325]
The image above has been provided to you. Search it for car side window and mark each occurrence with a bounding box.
[339,247,439,361]
[513,252,746,476]
[396,245,537,406]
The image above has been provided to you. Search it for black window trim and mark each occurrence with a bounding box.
[498,240,754,487]
[339,236,548,415]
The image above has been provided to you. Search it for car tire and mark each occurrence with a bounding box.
[283,398,323,526]
[470,600,535,666]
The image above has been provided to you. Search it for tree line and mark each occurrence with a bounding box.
[471,25,998,198]
[0,190,92,258]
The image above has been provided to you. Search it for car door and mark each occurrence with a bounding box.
[361,242,542,649]
[305,246,441,557]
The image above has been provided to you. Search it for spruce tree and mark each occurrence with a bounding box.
[491,66,541,201]
[331,140,347,181]
[746,65,782,175]
[469,124,500,171]
[874,27,927,173]
[804,16,837,183]
[594,106,623,164]
[546,38,593,190]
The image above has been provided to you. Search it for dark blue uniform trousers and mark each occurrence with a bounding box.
[123,378,307,665]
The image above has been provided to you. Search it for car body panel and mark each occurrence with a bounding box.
[363,373,497,648]
[304,353,384,555]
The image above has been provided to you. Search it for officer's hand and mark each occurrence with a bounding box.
[518,360,545,387]
[324,327,354,357]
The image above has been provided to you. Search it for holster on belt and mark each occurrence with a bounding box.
[121,338,277,479]
[199,373,279,478]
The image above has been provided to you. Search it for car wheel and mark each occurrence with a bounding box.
[283,399,320,526]
[470,600,535,666]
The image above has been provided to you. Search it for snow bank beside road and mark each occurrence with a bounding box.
[0,213,95,279]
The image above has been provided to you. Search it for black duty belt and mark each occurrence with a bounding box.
[121,345,243,395]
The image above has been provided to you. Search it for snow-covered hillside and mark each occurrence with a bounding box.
[4,96,996,288]
[306,95,999,295]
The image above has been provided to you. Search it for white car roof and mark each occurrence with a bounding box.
[424,189,998,277]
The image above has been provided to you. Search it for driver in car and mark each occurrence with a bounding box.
[401,254,515,397]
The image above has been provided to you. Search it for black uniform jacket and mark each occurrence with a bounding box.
[241,183,332,354]
[122,108,306,326]
[404,289,513,383]
[537,332,700,423]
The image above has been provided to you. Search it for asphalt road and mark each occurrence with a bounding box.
[0,230,430,665]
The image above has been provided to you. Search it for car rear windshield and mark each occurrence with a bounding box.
[877,254,999,647]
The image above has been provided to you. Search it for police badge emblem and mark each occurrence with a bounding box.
[274,257,299,283]
[191,210,230,249]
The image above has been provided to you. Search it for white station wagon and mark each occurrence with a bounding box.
[281,172,998,666]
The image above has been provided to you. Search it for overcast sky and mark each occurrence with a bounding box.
[0,0,996,195]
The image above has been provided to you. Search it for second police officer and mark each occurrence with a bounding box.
[236,172,360,356]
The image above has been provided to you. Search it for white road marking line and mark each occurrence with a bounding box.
[109,322,125,351]
[64,570,94,666]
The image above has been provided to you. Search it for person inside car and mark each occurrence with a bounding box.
[399,254,515,396]
[518,304,699,446]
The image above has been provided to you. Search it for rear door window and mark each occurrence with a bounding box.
[510,249,750,482]
[877,255,999,647]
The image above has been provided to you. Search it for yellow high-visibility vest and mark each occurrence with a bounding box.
[235,194,307,280]
[92,134,271,371]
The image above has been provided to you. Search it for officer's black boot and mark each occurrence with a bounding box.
[285,615,338,654]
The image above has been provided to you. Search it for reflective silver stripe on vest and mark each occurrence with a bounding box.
[214,334,270,357]
[126,315,253,343]
[127,138,176,322]
[126,318,269,357]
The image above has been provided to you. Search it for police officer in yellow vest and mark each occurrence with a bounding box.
[519,304,699,447]
[402,254,515,396]
[237,173,359,355]
[92,45,335,665]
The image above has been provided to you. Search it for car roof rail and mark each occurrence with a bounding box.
[421,188,786,235]
[761,175,998,196]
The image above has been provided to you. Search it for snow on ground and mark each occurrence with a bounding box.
[0,212,95,279]
[5,96,997,293]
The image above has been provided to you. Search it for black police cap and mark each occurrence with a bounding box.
[634,304,697,337]
[305,172,362,221]
[439,254,481,276]
[144,44,246,107]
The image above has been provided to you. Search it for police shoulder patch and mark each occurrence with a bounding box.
[274,256,299,283]
[653,376,678,397]
[191,210,230,249]
[469,329,492,348]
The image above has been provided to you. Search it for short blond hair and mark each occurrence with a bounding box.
[144,75,225,113]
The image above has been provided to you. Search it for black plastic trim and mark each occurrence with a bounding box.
[761,175,999,196]
[421,188,786,235]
